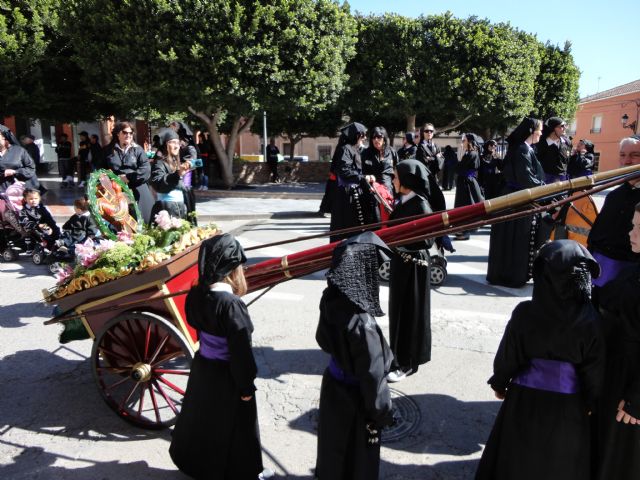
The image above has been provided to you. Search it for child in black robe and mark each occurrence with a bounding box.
[315,231,395,480]
[386,159,434,382]
[54,197,100,253]
[169,234,270,480]
[476,240,605,480]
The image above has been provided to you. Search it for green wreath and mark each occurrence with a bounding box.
[87,169,143,240]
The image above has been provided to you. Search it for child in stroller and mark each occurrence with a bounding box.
[0,184,53,263]
[19,188,60,257]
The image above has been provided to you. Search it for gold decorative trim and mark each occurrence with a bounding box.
[160,284,197,351]
[281,256,293,279]
[441,211,450,227]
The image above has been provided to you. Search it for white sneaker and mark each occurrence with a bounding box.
[258,468,275,479]
[386,369,407,383]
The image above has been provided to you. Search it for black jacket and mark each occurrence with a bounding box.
[61,213,100,244]
[106,144,151,188]
[416,141,442,176]
[0,145,36,192]
[19,203,60,237]
[536,136,572,175]
[360,146,395,193]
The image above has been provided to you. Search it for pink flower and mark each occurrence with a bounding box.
[54,264,74,285]
[170,217,183,229]
[74,238,95,258]
[80,252,99,267]
[117,231,134,245]
[154,210,172,230]
[95,239,115,253]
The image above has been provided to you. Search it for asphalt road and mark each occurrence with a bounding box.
[0,212,546,479]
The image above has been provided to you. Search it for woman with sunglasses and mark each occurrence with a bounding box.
[360,126,395,217]
[105,121,154,224]
[536,117,572,184]
[416,123,443,184]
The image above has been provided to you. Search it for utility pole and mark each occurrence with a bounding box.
[262,111,268,161]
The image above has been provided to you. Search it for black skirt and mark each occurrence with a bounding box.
[169,354,263,480]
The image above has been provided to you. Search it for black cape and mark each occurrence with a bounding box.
[595,265,640,480]
[454,150,484,208]
[486,143,545,287]
[315,286,394,480]
[106,144,154,224]
[170,288,263,480]
[0,145,37,192]
[388,194,433,370]
[476,298,605,480]
[587,182,640,262]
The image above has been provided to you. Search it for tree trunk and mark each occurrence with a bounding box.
[286,133,302,161]
[406,114,416,133]
[188,107,254,189]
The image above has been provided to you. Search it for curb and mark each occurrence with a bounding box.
[51,211,328,224]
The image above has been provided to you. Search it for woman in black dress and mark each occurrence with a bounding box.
[486,117,545,287]
[105,122,154,224]
[170,234,269,480]
[454,133,485,240]
[476,240,605,480]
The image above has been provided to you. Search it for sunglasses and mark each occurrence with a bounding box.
[372,134,384,139]
[121,130,134,135]
[424,129,434,133]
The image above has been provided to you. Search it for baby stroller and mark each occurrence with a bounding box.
[0,191,48,265]
[378,238,450,287]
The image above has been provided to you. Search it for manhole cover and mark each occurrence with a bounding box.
[382,388,421,443]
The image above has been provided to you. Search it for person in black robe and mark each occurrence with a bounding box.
[594,203,640,480]
[441,145,458,191]
[587,136,640,303]
[535,116,572,184]
[415,123,443,185]
[170,234,269,480]
[315,231,395,480]
[386,160,435,383]
[149,130,192,223]
[329,122,377,242]
[478,139,504,199]
[396,132,417,161]
[568,139,595,179]
[486,117,545,288]
[360,126,396,220]
[454,133,485,240]
[0,126,37,193]
[105,122,154,224]
[476,240,605,480]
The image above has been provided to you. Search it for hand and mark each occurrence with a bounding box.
[494,390,505,400]
[119,174,129,183]
[179,161,191,176]
[616,399,639,424]
[240,395,253,401]
[3,168,16,176]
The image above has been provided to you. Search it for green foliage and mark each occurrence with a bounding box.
[532,41,580,121]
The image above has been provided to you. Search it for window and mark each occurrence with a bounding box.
[318,145,332,162]
[567,120,577,136]
[590,115,602,134]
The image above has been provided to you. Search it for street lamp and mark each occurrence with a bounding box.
[622,113,638,134]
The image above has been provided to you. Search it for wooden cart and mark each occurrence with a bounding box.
[46,243,203,429]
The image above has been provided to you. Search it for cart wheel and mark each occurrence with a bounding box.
[2,248,15,262]
[378,260,391,282]
[91,311,194,429]
[32,251,43,265]
[49,262,61,274]
[430,264,447,286]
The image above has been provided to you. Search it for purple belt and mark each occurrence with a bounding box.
[328,357,359,386]
[544,173,568,183]
[591,251,635,287]
[459,169,478,179]
[199,332,230,361]
[512,358,579,394]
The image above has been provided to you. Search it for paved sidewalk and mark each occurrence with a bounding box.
[37,175,328,223]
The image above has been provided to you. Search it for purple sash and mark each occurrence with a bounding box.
[460,169,478,179]
[544,173,569,183]
[512,358,579,394]
[328,357,359,386]
[199,332,230,361]
[591,251,635,287]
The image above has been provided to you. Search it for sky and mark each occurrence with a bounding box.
[347,0,640,99]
